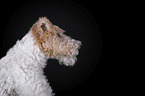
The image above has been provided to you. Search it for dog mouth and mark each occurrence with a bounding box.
[58,40,81,66]
[58,55,78,66]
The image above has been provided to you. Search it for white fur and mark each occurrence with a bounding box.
[0,31,54,96]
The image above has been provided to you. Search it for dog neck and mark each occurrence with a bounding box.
[6,31,49,68]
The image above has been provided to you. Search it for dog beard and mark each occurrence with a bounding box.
[58,56,77,66]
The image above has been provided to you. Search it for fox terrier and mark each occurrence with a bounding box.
[0,17,81,96]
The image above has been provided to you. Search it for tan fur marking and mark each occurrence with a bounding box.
[31,17,56,57]
[31,17,81,60]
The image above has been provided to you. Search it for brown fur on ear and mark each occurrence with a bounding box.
[31,17,56,57]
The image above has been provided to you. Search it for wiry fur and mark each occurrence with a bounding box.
[31,17,81,66]
[0,17,81,96]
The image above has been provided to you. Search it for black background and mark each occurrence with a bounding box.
[0,0,112,95]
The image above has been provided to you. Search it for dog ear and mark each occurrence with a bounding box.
[31,23,43,41]
[40,23,48,33]
[38,17,54,33]
[40,23,54,36]
[31,18,55,56]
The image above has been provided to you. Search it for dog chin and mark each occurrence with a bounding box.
[59,56,77,66]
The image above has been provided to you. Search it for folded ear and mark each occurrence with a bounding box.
[31,18,55,40]
[40,23,48,33]
[30,17,55,57]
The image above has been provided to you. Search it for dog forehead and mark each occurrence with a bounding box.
[53,25,65,33]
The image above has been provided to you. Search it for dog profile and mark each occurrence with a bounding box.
[0,17,81,96]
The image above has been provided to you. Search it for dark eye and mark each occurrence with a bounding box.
[57,33,62,38]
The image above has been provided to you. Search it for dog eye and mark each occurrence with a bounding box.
[57,33,62,38]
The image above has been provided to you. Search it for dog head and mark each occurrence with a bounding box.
[31,17,81,66]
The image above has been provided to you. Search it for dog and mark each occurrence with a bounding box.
[0,17,81,96]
